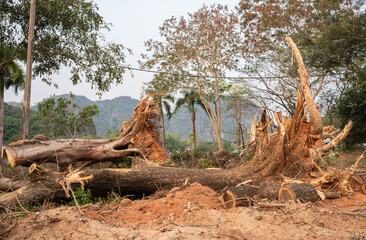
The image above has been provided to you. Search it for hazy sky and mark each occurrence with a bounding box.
[5,0,240,104]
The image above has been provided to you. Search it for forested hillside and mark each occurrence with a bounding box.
[3,103,40,144]
[58,95,256,141]
[5,94,256,143]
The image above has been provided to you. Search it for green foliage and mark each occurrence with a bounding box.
[0,42,25,92]
[0,0,128,93]
[245,152,253,161]
[196,141,216,152]
[238,0,365,120]
[165,134,186,153]
[4,115,21,143]
[67,188,124,206]
[323,154,338,166]
[68,188,94,206]
[117,156,133,169]
[338,79,366,143]
[104,127,120,140]
[3,103,41,144]
[36,93,99,139]
[104,190,122,204]
[199,158,212,169]
[15,200,40,213]
[44,94,138,137]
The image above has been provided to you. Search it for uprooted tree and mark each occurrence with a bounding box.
[0,38,360,210]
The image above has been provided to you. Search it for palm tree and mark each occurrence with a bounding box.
[0,43,25,152]
[156,94,174,152]
[173,90,204,151]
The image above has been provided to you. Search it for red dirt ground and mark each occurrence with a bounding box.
[3,182,366,240]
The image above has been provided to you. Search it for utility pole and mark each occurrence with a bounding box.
[22,0,36,139]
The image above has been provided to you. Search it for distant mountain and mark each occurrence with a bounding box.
[7,102,21,108]
[43,94,140,137]
[165,103,255,141]
[9,94,257,141]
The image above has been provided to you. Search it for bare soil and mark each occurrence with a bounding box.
[2,182,366,240]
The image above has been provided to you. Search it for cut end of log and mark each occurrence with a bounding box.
[3,149,16,167]
[219,190,237,209]
[218,184,257,208]
[278,186,296,202]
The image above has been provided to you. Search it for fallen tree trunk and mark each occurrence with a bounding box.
[0,178,29,192]
[0,159,249,210]
[2,95,167,170]
[0,38,355,210]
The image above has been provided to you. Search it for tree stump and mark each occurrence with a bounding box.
[278,183,319,203]
[258,182,280,200]
[218,184,258,208]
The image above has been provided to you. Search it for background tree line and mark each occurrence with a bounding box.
[1,0,365,153]
[142,0,366,150]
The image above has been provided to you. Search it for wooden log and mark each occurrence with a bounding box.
[218,184,258,208]
[2,95,167,170]
[0,165,65,210]
[2,137,140,170]
[0,159,247,210]
[278,183,319,203]
[258,182,280,200]
[324,192,341,199]
[0,178,29,192]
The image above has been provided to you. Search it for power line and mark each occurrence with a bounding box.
[126,66,328,80]
[127,66,288,80]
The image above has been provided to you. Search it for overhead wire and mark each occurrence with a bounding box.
[125,66,328,80]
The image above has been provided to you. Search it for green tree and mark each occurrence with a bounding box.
[36,93,99,140]
[142,4,244,151]
[165,134,186,153]
[238,0,365,116]
[3,103,22,144]
[0,43,24,152]
[0,0,129,138]
[337,70,366,143]
[173,90,205,151]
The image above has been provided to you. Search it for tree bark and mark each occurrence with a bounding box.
[258,182,280,200]
[159,99,166,152]
[284,38,323,138]
[191,104,197,151]
[235,102,241,148]
[0,178,29,192]
[324,192,341,199]
[22,0,36,140]
[0,84,4,155]
[278,183,319,203]
[218,184,258,208]
[0,159,250,210]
